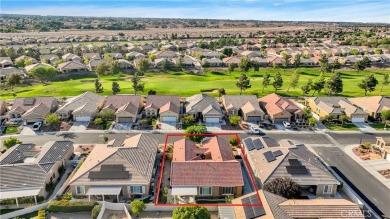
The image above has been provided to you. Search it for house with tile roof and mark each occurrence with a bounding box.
[8,96,58,124]
[0,57,13,68]
[57,61,87,73]
[0,141,73,205]
[0,66,25,83]
[101,95,143,123]
[68,134,158,202]
[222,95,265,123]
[56,91,104,122]
[306,97,368,122]
[145,95,181,122]
[185,94,223,123]
[259,93,303,123]
[349,96,390,119]
[170,137,244,203]
[242,137,339,197]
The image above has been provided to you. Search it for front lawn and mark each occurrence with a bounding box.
[3,126,19,134]
[369,123,389,130]
[325,123,360,131]
[1,67,389,99]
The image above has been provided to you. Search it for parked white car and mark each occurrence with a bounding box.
[32,122,42,131]
[250,125,261,134]
[283,121,291,128]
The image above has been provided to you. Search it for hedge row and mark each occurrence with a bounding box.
[0,196,44,205]
[47,200,97,213]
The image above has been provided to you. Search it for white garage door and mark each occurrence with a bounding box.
[75,116,91,122]
[162,116,176,122]
[205,117,219,123]
[351,117,365,123]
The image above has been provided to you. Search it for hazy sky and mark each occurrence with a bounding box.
[2,0,390,23]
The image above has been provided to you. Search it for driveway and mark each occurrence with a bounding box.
[20,125,37,135]
[69,121,89,132]
[159,122,177,130]
[205,123,221,131]
[353,122,376,132]
[48,212,91,219]
[112,123,133,131]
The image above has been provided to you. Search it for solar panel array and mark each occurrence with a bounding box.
[273,150,283,157]
[262,137,279,147]
[241,194,265,219]
[252,139,264,150]
[263,151,276,162]
[243,138,255,151]
[288,159,301,166]
[286,166,308,174]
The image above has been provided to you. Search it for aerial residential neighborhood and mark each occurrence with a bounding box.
[0,1,390,219]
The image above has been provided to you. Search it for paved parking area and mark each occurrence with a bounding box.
[69,121,89,132]
[112,123,133,131]
[353,122,376,132]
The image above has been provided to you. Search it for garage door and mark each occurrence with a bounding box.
[118,117,133,123]
[247,116,260,122]
[162,116,176,122]
[75,116,91,122]
[25,118,42,124]
[273,118,289,123]
[351,117,365,123]
[205,117,219,123]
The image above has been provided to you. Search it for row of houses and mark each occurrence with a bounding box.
[1,93,389,126]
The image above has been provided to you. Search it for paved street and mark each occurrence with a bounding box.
[329,132,390,146]
[313,146,390,218]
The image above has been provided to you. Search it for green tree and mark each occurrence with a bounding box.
[99,109,116,121]
[2,137,22,149]
[229,136,239,146]
[380,73,389,92]
[109,60,120,75]
[287,70,300,92]
[6,72,22,90]
[301,79,312,96]
[303,107,313,120]
[222,48,233,57]
[172,206,210,219]
[131,73,145,95]
[229,115,241,126]
[325,72,343,96]
[375,48,383,54]
[262,72,271,93]
[252,62,260,71]
[308,117,317,126]
[381,109,390,123]
[339,115,348,127]
[331,58,341,73]
[293,54,301,68]
[182,114,195,125]
[95,62,109,77]
[239,56,251,73]
[14,59,26,68]
[218,88,226,97]
[24,59,33,66]
[319,54,331,73]
[311,72,326,96]
[130,200,146,216]
[45,113,60,125]
[263,177,301,199]
[162,59,171,72]
[358,74,378,96]
[149,54,157,61]
[94,117,103,125]
[281,53,291,70]
[29,66,57,83]
[184,125,207,143]
[137,58,150,74]
[94,79,103,93]
[227,63,235,75]
[353,60,365,72]
[272,72,283,92]
[236,73,251,95]
[112,82,121,95]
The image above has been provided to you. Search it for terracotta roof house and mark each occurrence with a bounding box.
[101,95,143,123]
[349,96,390,119]
[222,95,265,123]
[240,50,262,58]
[202,57,223,67]
[145,95,181,122]
[8,97,58,124]
[223,56,241,66]
[0,141,73,205]
[40,54,59,64]
[87,59,110,71]
[125,52,145,60]
[0,57,13,68]
[105,53,123,60]
[57,61,87,73]
[242,137,339,197]
[24,63,55,73]
[307,97,368,122]
[62,53,82,62]
[185,94,223,123]
[251,57,269,66]
[83,53,101,60]
[170,137,244,203]
[117,59,133,69]
[227,190,364,219]
[153,51,178,59]
[15,55,38,64]
[259,93,303,123]
[0,66,24,83]
[56,91,104,122]
[68,134,158,201]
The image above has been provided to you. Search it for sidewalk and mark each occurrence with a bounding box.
[343,144,390,190]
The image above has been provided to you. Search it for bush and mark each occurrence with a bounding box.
[229,115,241,126]
[1,196,44,205]
[38,207,46,219]
[130,200,146,215]
[47,200,97,213]
[94,117,103,125]
[361,142,371,149]
[172,206,210,219]
[2,137,22,149]
[91,204,102,219]
[229,136,239,146]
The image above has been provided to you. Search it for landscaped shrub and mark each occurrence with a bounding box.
[37,207,46,219]
[229,136,239,146]
[0,196,44,205]
[47,200,97,213]
[360,142,371,149]
[91,204,102,219]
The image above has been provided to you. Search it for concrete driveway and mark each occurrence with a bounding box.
[353,122,376,132]
[112,123,133,131]
[160,122,177,130]
[20,125,37,135]
[69,121,89,132]
[205,123,221,131]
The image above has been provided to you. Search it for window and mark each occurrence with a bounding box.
[222,187,234,195]
[129,186,144,194]
[76,186,85,195]
[199,187,212,195]
[323,185,333,194]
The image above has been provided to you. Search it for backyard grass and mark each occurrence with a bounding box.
[1,67,389,99]
[325,123,360,131]
[369,123,389,130]
[3,126,19,134]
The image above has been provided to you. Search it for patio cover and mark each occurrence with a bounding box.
[86,186,122,195]
[0,188,41,200]
[171,186,197,196]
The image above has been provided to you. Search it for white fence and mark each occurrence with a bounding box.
[1,203,48,219]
